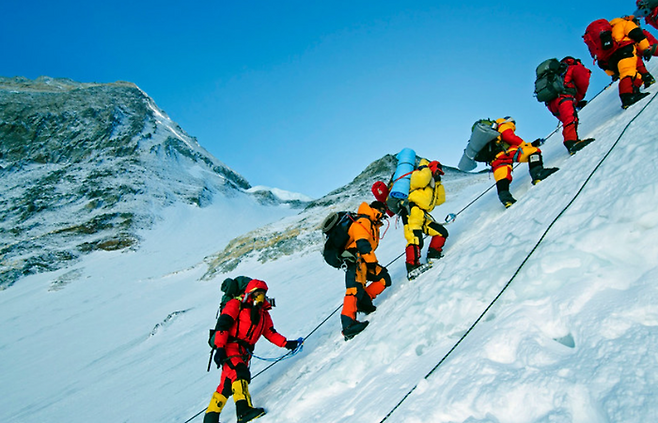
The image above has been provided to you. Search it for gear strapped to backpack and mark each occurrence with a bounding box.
[321,211,358,269]
[471,119,504,164]
[534,58,575,102]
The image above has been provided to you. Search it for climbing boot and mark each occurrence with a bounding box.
[497,190,516,208]
[564,138,595,155]
[621,92,650,109]
[643,73,655,89]
[427,235,445,259]
[528,153,558,185]
[341,319,369,341]
[427,248,444,259]
[530,167,559,185]
[238,407,266,423]
[203,392,228,423]
[356,294,377,315]
[233,380,266,423]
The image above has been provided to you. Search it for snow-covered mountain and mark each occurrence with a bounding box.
[0,76,308,288]
[2,60,658,423]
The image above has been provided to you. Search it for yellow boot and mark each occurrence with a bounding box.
[203,391,227,423]
[232,379,266,423]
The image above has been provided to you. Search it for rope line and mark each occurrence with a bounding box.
[378,91,657,422]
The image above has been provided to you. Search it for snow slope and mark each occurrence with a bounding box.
[2,65,658,423]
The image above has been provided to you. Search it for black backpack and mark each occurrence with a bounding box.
[534,58,570,102]
[219,276,252,309]
[321,211,358,268]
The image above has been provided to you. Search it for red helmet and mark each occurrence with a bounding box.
[244,279,268,295]
[428,160,444,176]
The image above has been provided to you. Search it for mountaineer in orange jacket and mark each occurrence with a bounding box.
[402,159,449,279]
[340,200,391,340]
[587,17,657,108]
[545,57,594,155]
[610,16,656,107]
[489,117,558,208]
[204,279,300,423]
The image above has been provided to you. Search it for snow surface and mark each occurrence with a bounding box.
[2,63,658,423]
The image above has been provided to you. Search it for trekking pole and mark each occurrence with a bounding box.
[207,348,215,372]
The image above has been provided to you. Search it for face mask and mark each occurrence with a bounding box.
[252,291,266,306]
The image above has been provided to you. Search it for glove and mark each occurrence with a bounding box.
[207,329,216,348]
[643,45,656,61]
[531,138,545,147]
[285,339,300,350]
[576,100,588,110]
[213,348,227,368]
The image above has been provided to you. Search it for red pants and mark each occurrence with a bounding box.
[547,95,578,143]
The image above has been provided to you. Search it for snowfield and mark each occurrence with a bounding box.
[2,62,658,423]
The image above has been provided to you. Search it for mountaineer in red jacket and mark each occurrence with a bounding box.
[635,0,658,30]
[545,57,594,155]
[203,279,300,423]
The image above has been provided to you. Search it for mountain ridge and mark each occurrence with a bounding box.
[0,76,306,288]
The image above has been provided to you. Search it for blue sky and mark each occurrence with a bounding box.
[2,0,641,198]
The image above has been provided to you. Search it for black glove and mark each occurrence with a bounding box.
[207,329,216,348]
[531,138,545,147]
[285,340,300,350]
[213,348,227,368]
[643,46,656,61]
[576,100,588,110]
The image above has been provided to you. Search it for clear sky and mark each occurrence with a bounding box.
[2,0,642,198]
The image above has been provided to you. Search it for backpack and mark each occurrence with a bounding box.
[534,58,570,102]
[321,211,358,268]
[470,119,503,164]
[219,276,252,309]
[583,19,615,60]
[637,0,658,14]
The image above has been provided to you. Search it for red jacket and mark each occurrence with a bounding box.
[561,57,591,102]
[499,128,525,148]
[213,280,287,350]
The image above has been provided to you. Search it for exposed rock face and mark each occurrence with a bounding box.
[0,76,254,288]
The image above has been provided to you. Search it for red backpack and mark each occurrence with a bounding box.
[583,19,615,60]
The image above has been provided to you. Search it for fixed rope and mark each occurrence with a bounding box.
[378,91,657,422]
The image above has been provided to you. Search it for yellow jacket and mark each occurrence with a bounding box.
[610,17,651,52]
[407,159,445,212]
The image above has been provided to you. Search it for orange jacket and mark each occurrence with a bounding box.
[345,202,382,265]
[610,17,652,53]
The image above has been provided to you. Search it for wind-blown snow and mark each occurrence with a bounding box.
[247,186,314,202]
[1,63,658,423]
